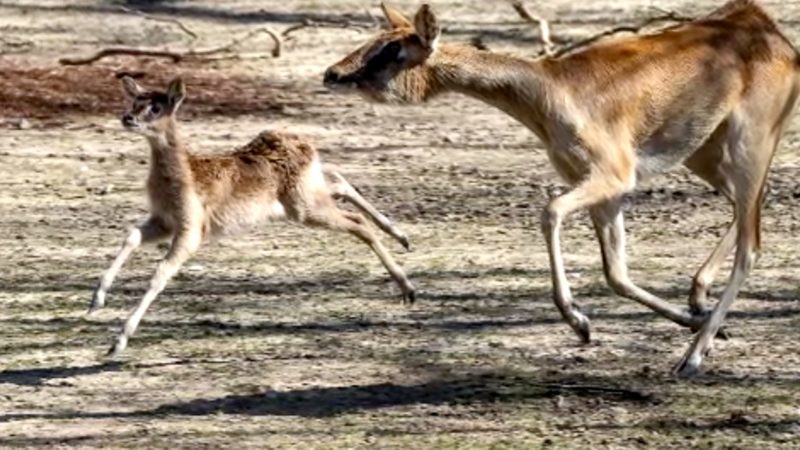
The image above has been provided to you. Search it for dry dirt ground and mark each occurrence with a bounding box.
[1,0,800,448]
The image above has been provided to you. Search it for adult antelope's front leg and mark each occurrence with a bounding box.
[540,173,636,343]
[589,200,709,329]
[108,227,201,357]
[90,217,170,313]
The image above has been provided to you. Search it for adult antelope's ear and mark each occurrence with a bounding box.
[166,77,186,109]
[121,76,144,98]
[414,4,440,50]
[381,2,412,29]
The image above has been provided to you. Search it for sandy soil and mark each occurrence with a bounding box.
[1,0,799,448]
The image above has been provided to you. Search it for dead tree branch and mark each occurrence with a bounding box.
[59,27,282,66]
[510,1,554,55]
[190,27,281,58]
[547,10,693,58]
[60,47,185,65]
[117,6,198,39]
[282,18,368,38]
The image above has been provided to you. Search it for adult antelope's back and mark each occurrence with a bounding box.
[324,0,800,376]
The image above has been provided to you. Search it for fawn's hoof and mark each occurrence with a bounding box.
[402,287,416,305]
[87,292,105,315]
[399,235,411,251]
[106,338,127,359]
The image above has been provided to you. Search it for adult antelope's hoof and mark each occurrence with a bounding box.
[672,353,704,378]
[571,311,591,344]
[688,308,731,340]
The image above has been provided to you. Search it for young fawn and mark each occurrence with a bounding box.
[91,76,415,356]
[324,1,800,376]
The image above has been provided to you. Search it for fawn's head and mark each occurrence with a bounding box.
[120,76,186,137]
[324,3,440,102]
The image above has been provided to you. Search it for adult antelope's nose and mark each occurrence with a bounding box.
[121,114,135,126]
[323,68,342,85]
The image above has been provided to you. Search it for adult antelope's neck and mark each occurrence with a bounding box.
[424,44,557,140]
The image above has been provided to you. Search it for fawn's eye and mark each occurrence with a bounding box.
[150,103,162,115]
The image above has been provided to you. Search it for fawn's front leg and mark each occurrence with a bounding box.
[108,226,201,357]
[89,217,170,314]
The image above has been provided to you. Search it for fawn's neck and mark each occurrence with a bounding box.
[145,122,192,189]
[409,44,559,143]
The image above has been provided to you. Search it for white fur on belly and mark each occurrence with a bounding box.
[304,157,328,194]
[210,199,286,236]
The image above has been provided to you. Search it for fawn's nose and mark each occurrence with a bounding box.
[121,114,135,126]
[323,68,342,85]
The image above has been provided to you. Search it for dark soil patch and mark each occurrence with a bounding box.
[0,60,305,124]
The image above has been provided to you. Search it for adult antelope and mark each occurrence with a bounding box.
[91,76,415,356]
[323,0,800,376]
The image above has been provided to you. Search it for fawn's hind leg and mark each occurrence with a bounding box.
[326,170,410,250]
[303,206,415,303]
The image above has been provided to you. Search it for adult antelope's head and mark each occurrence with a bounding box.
[120,76,186,138]
[323,3,440,103]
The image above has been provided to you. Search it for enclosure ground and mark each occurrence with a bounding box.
[1,1,799,448]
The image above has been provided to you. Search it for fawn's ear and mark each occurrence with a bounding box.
[381,3,412,29]
[166,77,186,109]
[121,76,144,98]
[414,4,440,50]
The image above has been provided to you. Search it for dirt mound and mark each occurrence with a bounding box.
[0,60,303,124]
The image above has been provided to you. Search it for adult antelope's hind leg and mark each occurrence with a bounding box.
[89,217,170,314]
[326,170,410,250]
[683,184,766,315]
[589,200,704,329]
[304,206,416,303]
[688,220,737,313]
[674,194,762,377]
[683,135,737,313]
[108,228,201,357]
[673,122,776,377]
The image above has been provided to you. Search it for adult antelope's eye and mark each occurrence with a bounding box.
[150,103,162,115]
[382,41,402,60]
[366,41,404,72]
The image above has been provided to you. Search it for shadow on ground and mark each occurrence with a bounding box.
[0,369,657,422]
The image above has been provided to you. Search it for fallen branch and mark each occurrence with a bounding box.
[547,10,693,58]
[117,6,198,39]
[59,27,282,66]
[510,1,554,55]
[282,18,368,38]
[0,36,34,51]
[191,27,281,58]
